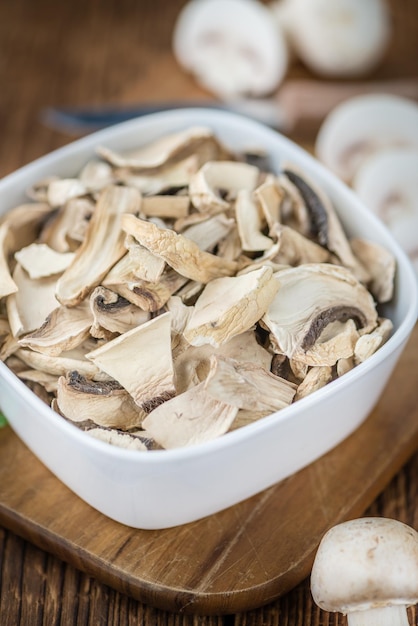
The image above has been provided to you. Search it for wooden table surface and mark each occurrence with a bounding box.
[0,0,417,624]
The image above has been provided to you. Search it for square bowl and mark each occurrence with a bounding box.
[0,108,417,529]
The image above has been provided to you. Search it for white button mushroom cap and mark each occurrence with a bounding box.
[315,94,418,183]
[172,0,288,98]
[272,0,391,78]
[353,148,418,277]
[310,517,418,616]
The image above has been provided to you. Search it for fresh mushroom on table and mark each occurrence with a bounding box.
[310,517,418,626]
[271,0,391,78]
[172,0,289,98]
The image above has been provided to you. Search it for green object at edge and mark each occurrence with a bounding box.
[0,412,8,428]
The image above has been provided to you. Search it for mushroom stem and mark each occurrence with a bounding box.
[348,605,410,626]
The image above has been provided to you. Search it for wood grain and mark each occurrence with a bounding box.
[0,0,418,623]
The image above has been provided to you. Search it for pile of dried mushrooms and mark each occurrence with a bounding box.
[0,126,396,450]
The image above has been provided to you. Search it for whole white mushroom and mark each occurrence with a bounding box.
[311,517,418,626]
[271,0,391,78]
[172,0,289,99]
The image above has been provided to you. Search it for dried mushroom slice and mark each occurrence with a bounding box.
[86,311,175,412]
[174,209,217,232]
[47,178,88,208]
[302,319,360,367]
[336,356,355,377]
[173,341,212,392]
[174,329,273,393]
[127,240,167,283]
[15,243,74,279]
[282,165,369,281]
[97,126,226,171]
[141,195,190,220]
[263,264,378,366]
[235,189,273,252]
[56,371,146,429]
[294,366,333,401]
[39,197,95,253]
[350,237,396,303]
[26,177,59,202]
[0,201,53,250]
[189,161,260,214]
[254,178,284,234]
[106,268,188,312]
[235,242,284,275]
[16,347,107,380]
[105,236,166,284]
[3,354,26,375]
[289,357,309,381]
[89,286,150,338]
[281,166,329,246]
[165,295,194,336]
[115,154,199,196]
[183,266,279,347]
[0,202,53,299]
[86,427,150,450]
[55,185,141,307]
[229,408,271,431]
[18,300,93,356]
[276,174,312,237]
[142,382,238,449]
[121,213,238,283]
[205,356,297,412]
[17,369,59,394]
[78,159,114,190]
[181,214,234,252]
[270,223,331,266]
[354,317,393,364]
[211,224,243,263]
[7,265,59,337]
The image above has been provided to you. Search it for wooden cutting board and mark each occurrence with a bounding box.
[0,324,417,616]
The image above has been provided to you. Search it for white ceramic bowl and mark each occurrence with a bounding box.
[0,109,417,529]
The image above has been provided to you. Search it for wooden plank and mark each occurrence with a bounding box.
[0,325,417,615]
